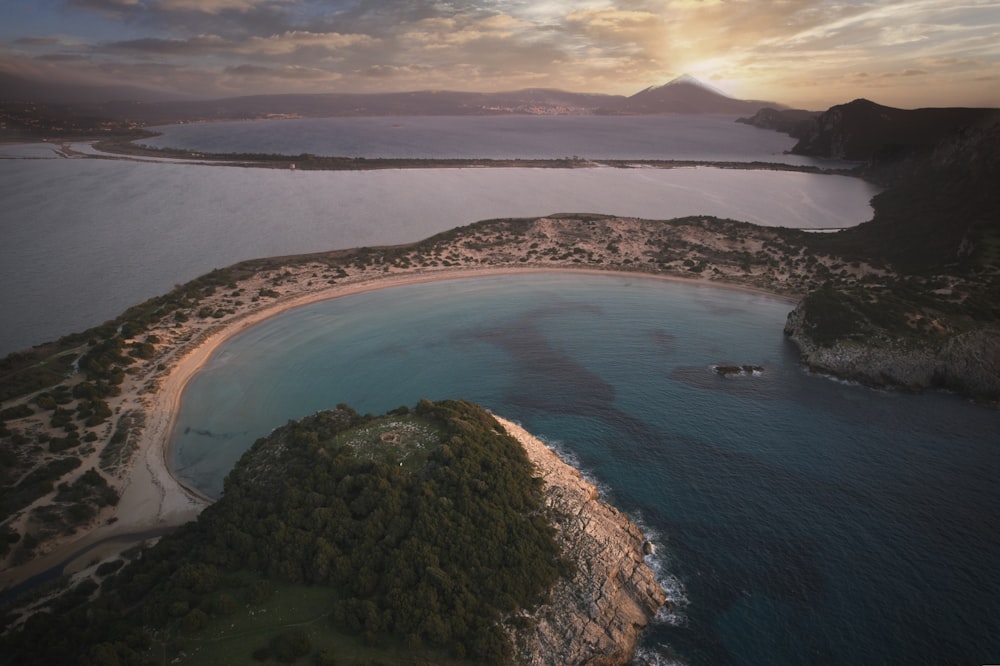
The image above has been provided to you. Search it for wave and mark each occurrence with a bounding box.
[631,644,689,666]
[533,428,691,630]
[535,433,612,495]
[630,512,690,628]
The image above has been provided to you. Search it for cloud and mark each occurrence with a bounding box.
[401,13,529,49]
[242,30,377,55]
[14,37,63,46]
[224,63,333,79]
[68,0,141,8]
[34,53,91,62]
[104,35,229,54]
[2,0,998,105]
[154,0,297,14]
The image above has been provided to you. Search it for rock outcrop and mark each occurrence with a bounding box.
[788,98,1000,161]
[735,106,819,139]
[495,417,667,666]
[783,304,1000,403]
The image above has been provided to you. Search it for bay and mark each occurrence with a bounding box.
[173,273,1000,666]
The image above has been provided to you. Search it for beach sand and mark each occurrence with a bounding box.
[2,246,803,590]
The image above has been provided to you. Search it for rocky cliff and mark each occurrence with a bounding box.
[783,304,1000,403]
[788,98,999,161]
[735,106,819,139]
[496,417,668,666]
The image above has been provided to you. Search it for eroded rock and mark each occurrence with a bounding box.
[496,417,668,665]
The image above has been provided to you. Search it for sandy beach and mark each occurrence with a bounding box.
[3,212,833,590]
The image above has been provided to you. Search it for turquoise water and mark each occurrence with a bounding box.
[172,273,1000,666]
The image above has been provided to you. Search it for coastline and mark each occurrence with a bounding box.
[0,264,794,591]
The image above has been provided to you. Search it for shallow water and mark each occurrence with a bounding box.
[173,273,1000,666]
[0,161,877,355]
[142,115,838,166]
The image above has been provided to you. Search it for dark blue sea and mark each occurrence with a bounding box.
[172,273,1000,666]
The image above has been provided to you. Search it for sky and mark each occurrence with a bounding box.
[1,0,998,109]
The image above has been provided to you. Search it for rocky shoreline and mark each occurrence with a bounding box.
[496,417,667,666]
[783,304,1000,402]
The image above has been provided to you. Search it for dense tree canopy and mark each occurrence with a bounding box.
[1,400,569,665]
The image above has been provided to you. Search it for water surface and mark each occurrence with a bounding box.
[0,161,877,355]
[173,273,1000,666]
[142,115,837,166]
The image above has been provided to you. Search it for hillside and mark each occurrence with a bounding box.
[1,75,775,138]
[782,120,1000,398]
[788,98,1000,161]
[618,75,778,115]
[0,400,664,665]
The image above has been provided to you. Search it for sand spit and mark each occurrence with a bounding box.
[5,213,867,590]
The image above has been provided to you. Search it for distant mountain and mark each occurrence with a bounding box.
[789,98,1000,161]
[614,75,780,115]
[0,72,777,126]
[0,71,189,104]
[125,88,622,122]
[736,107,821,139]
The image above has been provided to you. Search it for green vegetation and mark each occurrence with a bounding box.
[1,400,567,665]
[798,274,1000,348]
[0,456,81,518]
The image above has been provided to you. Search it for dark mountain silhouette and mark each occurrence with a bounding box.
[0,71,188,104]
[614,74,779,115]
[789,98,1000,161]
[812,121,1000,273]
[736,106,821,139]
[0,72,776,125]
[747,98,1000,272]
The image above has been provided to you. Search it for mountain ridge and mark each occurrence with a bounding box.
[0,74,777,131]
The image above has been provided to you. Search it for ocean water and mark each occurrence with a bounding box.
[173,273,1000,666]
[0,160,878,356]
[141,115,836,166]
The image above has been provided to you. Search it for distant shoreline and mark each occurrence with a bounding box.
[2,134,860,175]
[92,134,861,174]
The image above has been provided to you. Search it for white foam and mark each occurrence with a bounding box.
[632,644,689,666]
[630,512,690,627]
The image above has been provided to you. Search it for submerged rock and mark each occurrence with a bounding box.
[712,364,764,376]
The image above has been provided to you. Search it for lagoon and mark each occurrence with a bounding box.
[141,114,835,165]
[0,160,877,355]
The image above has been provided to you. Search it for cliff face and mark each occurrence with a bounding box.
[496,417,667,666]
[789,98,1000,161]
[783,305,1000,402]
[735,106,820,139]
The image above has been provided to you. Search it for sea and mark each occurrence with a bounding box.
[172,273,1000,666]
[5,115,998,665]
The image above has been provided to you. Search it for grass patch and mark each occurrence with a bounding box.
[173,583,456,666]
[333,415,441,469]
